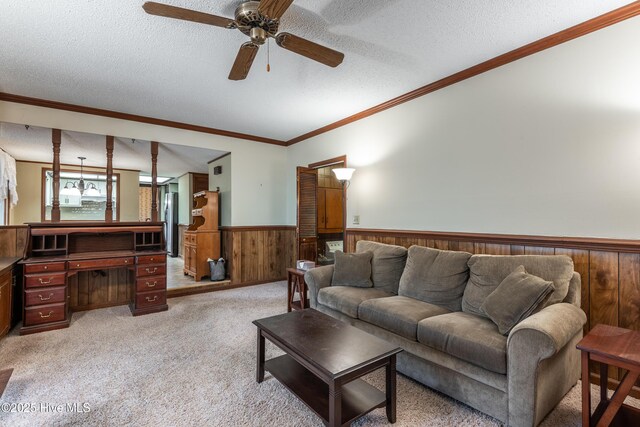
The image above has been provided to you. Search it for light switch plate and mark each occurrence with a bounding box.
[353,215,360,225]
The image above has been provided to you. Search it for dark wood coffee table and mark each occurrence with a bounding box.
[253,309,402,426]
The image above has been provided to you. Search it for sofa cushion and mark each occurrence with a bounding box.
[317,286,392,318]
[481,265,554,335]
[358,296,451,341]
[332,250,373,288]
[462,255,574,318]
[356,240,408,294]
[417,312,507,374]
[398,245,472,311]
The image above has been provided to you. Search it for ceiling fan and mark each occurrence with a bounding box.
[142,0,345,80]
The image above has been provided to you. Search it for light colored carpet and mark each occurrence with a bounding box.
[0,281,637,426]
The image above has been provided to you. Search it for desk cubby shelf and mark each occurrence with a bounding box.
[30,234,68,256]
[135,231,163,250]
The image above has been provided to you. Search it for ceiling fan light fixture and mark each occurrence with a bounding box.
[250,27,267,45]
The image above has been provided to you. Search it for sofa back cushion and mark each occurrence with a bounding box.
[398,245,472,311]
[462,254,574,317]
[332,250,373,288]
[356,240,408,294]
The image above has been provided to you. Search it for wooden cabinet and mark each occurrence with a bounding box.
[0,267,13,337]
[317,188,343,233]
[184,191,221,281]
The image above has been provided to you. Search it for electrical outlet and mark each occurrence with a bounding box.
[353,215,360,225]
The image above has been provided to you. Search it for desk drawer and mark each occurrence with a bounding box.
[136,264,166,277]
[137,255,166,265]
[24,262,66,274]
[136,290,166,309]
[25,286,66,306]
[24,303,66,326]
[25,272,66,289]
[69,257,134,270]
[184,233,195,244]
[136,276,166,292]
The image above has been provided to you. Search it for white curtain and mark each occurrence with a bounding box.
[0,150,18,206]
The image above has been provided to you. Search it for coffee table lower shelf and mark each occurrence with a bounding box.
[265,354,386,426]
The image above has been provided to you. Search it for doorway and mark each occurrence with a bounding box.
[296,156,347,265]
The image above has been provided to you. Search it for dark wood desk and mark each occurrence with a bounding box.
[286,268,309,312]
[577,324,640,427]
[20,222,168,335]
[254,309,402,426]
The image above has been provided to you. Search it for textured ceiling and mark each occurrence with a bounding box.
[0,122,225,177]
[0,0,632,141]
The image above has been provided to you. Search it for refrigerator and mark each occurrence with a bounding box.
[164,192,179,257]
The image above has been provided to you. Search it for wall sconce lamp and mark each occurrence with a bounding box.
[332,168,355,188]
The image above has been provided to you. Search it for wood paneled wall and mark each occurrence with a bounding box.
[221,226,296,286]
[346,228,640,383]
[0,226,27,258]
[68,269,133,311]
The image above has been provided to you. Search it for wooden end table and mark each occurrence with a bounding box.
[577,324,640,427]
[287,268,309,312]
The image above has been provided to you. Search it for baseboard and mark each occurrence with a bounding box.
[167,277,284,298]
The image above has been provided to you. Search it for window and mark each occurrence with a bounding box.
[42,169,120,221]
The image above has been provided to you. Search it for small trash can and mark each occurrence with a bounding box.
[209,258,226,281]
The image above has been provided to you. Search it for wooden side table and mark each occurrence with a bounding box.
[577,324,640,427]
[286,268,309,312]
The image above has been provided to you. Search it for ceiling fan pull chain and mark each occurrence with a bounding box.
[267,38,271,72]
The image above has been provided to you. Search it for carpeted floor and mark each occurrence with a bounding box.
[0,281,637,426]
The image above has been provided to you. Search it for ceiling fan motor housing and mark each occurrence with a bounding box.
[235,1,279,44]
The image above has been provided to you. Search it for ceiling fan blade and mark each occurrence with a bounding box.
[142,2,235,28]
[257,0,295,20]
[229,43,259,80]
[275,33,344,67]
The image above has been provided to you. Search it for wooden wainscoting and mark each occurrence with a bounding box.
[221,226,296,286]
[0,226,28,258]
[346,228,640,388]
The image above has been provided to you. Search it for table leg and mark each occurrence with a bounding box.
[386,354,397,423]
[300,276,307,309]
[256,328,265,383]
[600,362,609,402]
[581,351,591,427]
[329,382,342,427]
[287,272,293,312]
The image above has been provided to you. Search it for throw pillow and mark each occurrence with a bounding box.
[356,240,408,294]
[481,265,554,335]
[462,254,573,318]
[332,250,373,288]
[398,246,472,311]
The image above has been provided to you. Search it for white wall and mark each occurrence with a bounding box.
[209,155,232,227]
[287,15,640,240]
[0,102,289,226]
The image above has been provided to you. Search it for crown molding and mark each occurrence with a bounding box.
[0,92,286,146]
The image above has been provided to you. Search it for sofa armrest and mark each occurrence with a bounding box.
[508,303,586,355]
[304,265,334,308]
[506,303,586,427]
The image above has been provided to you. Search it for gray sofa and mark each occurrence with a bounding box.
[304,241,587,427]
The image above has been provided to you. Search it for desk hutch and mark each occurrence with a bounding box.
[20,222,168,335]
[184,190,220,281]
